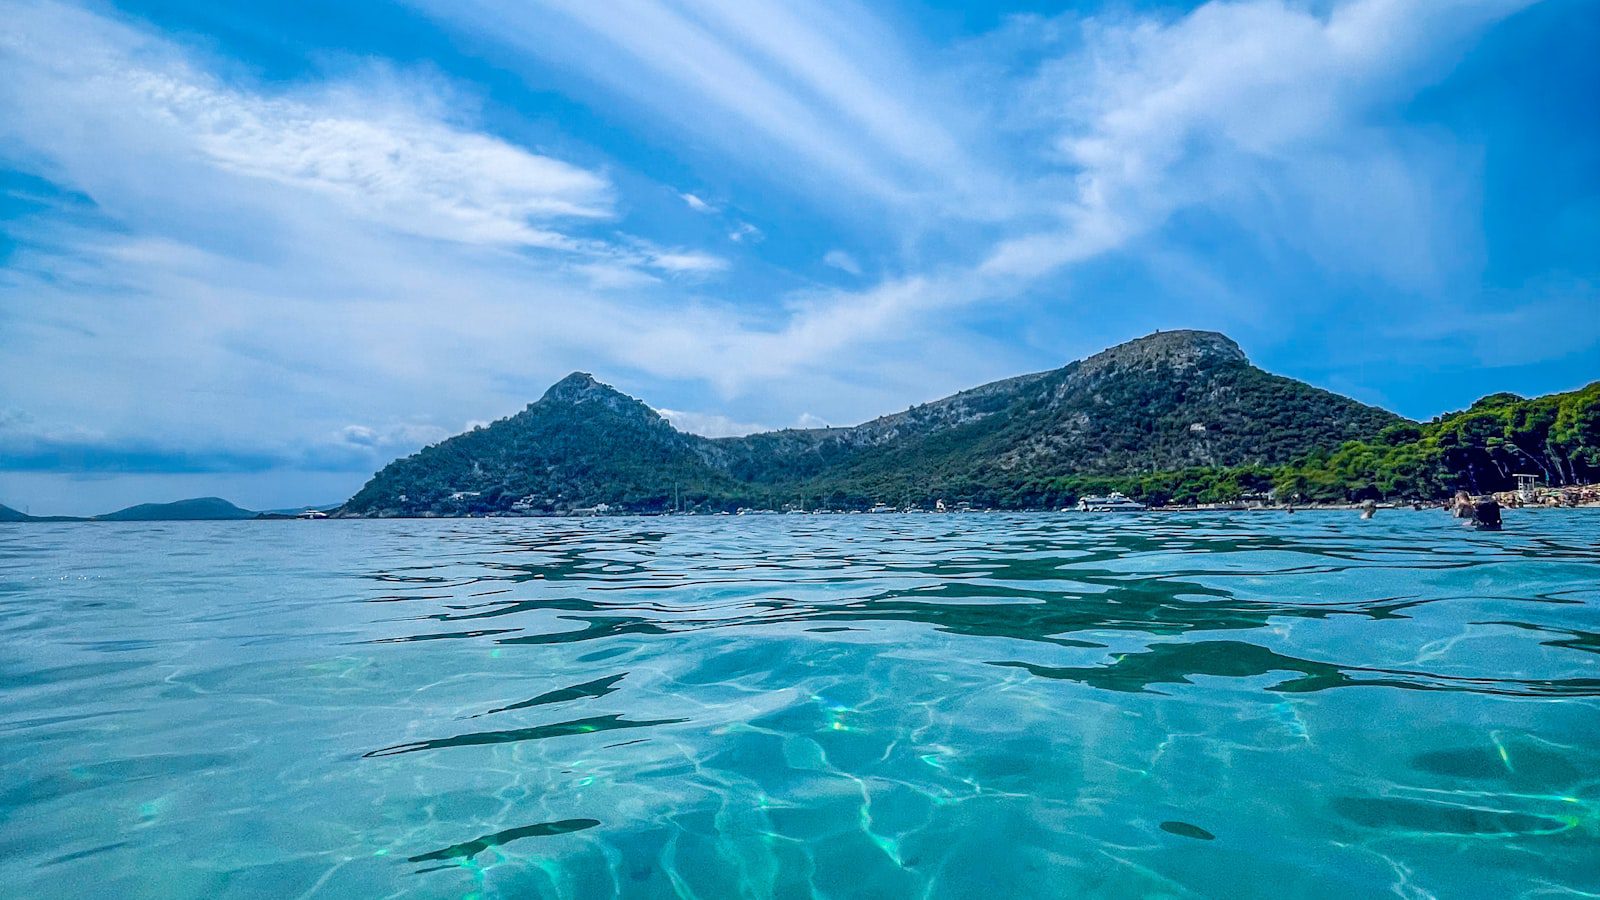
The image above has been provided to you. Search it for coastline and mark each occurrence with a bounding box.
[8,489,1597,522]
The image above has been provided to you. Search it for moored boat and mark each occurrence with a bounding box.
[1077,492,1148,512]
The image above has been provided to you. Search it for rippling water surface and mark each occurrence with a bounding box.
[3,512,1598,898]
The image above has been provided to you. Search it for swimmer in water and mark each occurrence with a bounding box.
[1466,499,1503,531]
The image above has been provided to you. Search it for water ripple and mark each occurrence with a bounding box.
[2,511,1597,898]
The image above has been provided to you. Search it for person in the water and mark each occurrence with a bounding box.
[1466,499,1503,531]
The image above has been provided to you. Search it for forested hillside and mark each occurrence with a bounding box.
[341,330,1529,515]
[1045,382,1600,506]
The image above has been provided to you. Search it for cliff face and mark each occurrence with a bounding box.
[341,331,1402,515]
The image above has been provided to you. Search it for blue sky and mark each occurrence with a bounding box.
[1,0,1596,515]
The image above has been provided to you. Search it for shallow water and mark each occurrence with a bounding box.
[2,511,1597,898]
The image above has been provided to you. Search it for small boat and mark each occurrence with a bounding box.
[867,503,897,514]
[1077,492,1148,512]
[297,509,329,519]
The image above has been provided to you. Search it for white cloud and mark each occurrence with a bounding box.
[184,94,614,248]
[822,250,863,276]
[337,422,451,450]
[397,0,1538,392]
[616,0,1539,378]
[660,408,834,436]
[656,408,769,438]
[0,2,756,490]
[0,3,613,253]
[643,249,728,274]
[0,0,1573,517]
[728,221,763,243]
[407,0,1009,218]
[679,191,715,213]
[988,0,1536,287]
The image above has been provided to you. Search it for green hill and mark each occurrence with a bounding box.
[342,330,1419,515]
[1265,380,1600,503]
[345,372,738,516]
[94,497,258,521]
[730,331,1402,506]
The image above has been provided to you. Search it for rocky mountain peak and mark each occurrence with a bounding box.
[1077,330,1247,376]
[536,372,663,422]
[542,371,602,402]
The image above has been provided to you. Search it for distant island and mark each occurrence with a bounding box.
[0,497,334,523]
[338,330,1599,517]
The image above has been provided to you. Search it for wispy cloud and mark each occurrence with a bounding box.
[981,0,1538,289]
[640,248,727,274]
[822,250,862,276]
[678,191,715,213]
[0,0,1586,514]
[0,409,450,474]
[657,407,844,438]
[180,90,615,250]
[400,0,1540,381]
[0,1,747,487]
[655,408,768,438]
[1,3,614,253]
[727,222,762,244]
[407,0,1008,218]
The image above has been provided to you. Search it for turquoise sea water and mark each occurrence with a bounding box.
[2,512,1597,898]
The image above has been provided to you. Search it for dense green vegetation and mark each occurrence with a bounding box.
[742,353,1401,509]
[339,333,1596,515]
[1030,382,1599,506]
[343,373,745,516]
[1269,382,1599,502]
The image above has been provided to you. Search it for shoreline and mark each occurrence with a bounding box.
[9,489,1599,523]
[12,504,1600,522]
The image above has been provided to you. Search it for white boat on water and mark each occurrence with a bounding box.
[1077,492,1148,512]
[867,503,897,513]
